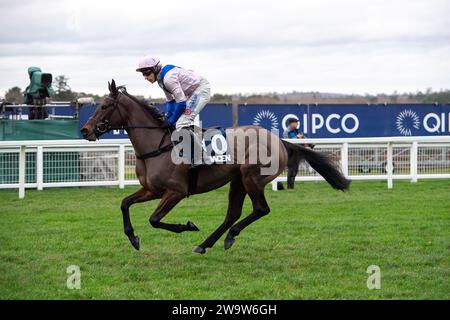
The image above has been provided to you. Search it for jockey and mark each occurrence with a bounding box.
[136,55,211,129]
[136,55,211,166]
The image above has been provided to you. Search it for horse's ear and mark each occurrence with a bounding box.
[108,81,111,92]
[110,79,117,96]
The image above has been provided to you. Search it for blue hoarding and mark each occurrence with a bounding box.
[78,103,233,139]
[238,104,450,138]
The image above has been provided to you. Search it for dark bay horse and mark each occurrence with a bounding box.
[80,80,350,254]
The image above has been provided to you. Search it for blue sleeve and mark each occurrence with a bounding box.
[287,131,297,139]
[168,100,187,125]
[164,99,176,119]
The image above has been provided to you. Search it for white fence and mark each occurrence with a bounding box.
[0,136,449,198]
[272,136,450,190]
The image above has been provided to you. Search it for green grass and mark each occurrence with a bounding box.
[0,180,449,299]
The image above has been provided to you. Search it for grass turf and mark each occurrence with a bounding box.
[0,179,449,299]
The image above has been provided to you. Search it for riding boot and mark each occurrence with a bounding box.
[186,126,204,169]
[185,126,204,195]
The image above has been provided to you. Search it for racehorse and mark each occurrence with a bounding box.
[80,80,350,254]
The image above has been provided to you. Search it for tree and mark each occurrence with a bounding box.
[390,90,399,103]
[4,86,23,104]
[54,75,71,93]
[423,89,450,103]
[53,75,76,101]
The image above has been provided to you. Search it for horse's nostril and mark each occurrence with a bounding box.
[80,128,89,137]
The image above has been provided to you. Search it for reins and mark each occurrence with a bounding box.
[92,88,177,160]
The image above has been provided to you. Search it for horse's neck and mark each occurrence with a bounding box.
[122,100,169,157]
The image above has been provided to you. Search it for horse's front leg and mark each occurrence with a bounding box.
[149,190,199,233]
[121,188,157,250]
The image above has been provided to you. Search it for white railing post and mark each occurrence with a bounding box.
[37,146,44,190]
[410,141,418,183]
[341,142,349,177]
[386,142,393,189]
[18,145,26,199]
[118,144,125,189]
[271,179,278,191]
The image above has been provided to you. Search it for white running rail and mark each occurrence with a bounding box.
[273,136,450,190]
[0,136,449,198]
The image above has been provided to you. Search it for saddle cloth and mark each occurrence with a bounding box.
[176,126,231,165]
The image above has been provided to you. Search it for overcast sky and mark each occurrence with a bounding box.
[1,0,449,98]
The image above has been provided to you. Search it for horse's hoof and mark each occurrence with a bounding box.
[224,236,235,250]
[192,246,206,254]
[129,236,140,251]
[187,221,200,231]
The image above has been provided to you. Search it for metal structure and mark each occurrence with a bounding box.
[0,136,449,198]
[1,102,78,120]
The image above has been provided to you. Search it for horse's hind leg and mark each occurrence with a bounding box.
[224,175,270,250]
[193,176,247,254]
[149,190,199,233]
[121,188,157,250]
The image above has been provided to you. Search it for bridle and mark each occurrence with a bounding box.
[89,88,177,160]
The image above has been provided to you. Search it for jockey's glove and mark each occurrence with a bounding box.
[164,99,176,120]
[167,100,187,125]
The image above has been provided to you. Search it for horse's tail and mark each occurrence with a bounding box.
[282,140,351,191]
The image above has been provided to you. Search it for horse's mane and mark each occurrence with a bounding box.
[117,85,166,125]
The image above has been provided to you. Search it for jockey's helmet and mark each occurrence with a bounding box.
[136,55,161,74]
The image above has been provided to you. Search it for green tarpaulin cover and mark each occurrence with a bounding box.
[0,120,79,140]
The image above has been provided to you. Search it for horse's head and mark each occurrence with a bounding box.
[80,79,125,141]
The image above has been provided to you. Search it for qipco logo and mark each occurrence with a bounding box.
[423,113,450,133]
[282,113,359,134]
